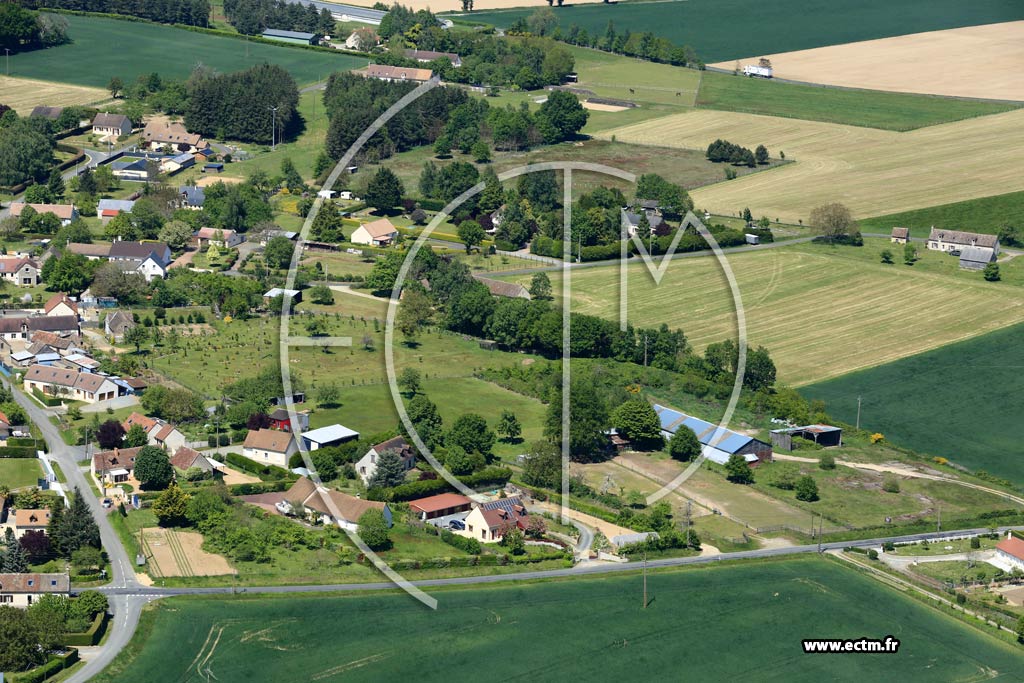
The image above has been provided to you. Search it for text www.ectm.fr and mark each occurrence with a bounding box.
[802,637,900,654]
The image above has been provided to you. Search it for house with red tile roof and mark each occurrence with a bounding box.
[122,411,188,452]
[242,429,297,468]
[459,496,531,543]
[0,573,70,607]
[23,364,118,403]
[43,293,79,318]
[409,493,473,521]
[996,533,1024,571]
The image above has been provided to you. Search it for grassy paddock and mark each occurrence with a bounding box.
[94,556,1024,682]
[802,322,1024,485]
[695,70,1017,131]
[457,0,1024,64]
[8,14,366,87]
[0,458,44,489]
[859,191,1024,238]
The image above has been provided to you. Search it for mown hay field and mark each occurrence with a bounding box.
[95,557,1024,682]
[596,108,1024,224]
[516,242,1024,385]
[0,76,109,114]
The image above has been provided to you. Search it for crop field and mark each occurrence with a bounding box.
[0,76,109,114]
[507,241,1024,386]
[8,15,366,88]
[801,323,1024,485]
[457,0,1024,64]
[710,21,1024,102]
[596,108,1024,223]
[95,556,1024,682]
[0,458,43,490]
[694,70,1017,131]
[859,191,1024,238]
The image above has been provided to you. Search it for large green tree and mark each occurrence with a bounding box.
[153,482,191,526]
[544,378,609,462]
[522,440,560,489]
[446,413,496,457]
[535,91,588,144]
[365,167,404,213]
[668,426,701,462]
[725,454,754,484]
[357,509,390,550]
[610,398,662,448]
[367,449,408,489]
[0,605,46,672]
[134,446,174,490]
[406,394,443,448]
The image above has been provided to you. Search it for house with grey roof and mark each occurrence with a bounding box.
[108,241,171,281]
[959,245,996,270]
[926,228,1000,255]
[620,207,664,237]
[92,112,132,138]
[177,186,206,210]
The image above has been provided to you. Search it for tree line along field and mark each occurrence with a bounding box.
[694,70,1018,131]
[94,557,1024,682]
[596,107,1024,224]
[503,240,1024,386]
[801,323,1024,486]
[7,14,367,88]
[859,190,1024,238]
[457,0,1024,64]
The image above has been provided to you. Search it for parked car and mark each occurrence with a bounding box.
[449,519,466,530]
[101,498,113,509]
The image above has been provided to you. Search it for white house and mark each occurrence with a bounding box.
[350,217,398,247]
[43,293,79,318]
[301,424,360,451]
[108,241,171,282]
[8,203,78,227]
[242,428,297,468]
[23,364,118,403]
[0,573,70,607]
[92,112,132,138]
[0,257,41,286]
[926,228,1000,255]
[355,435,416,485]
[196,227,241,248]
[996,533,1024,571]
[458,497,531,543]
[122,411,188,452]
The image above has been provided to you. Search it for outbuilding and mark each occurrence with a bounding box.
[301,424,360,451]
[261,28,317,45]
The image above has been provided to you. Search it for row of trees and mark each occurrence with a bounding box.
[223,0,334,36]
[186,64,300,144]
[0,111,55,187]
[20,0,209,27]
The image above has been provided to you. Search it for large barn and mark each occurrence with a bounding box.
[654,404,772,465]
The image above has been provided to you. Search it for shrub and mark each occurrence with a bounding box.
[882,474,900,493]
[440,529,481,554]
[970,536,981,549]
[818,453,835,470]
[867,549,878,560]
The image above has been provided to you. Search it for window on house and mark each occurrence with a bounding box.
[0,595,12,603]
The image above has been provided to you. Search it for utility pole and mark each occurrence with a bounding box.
[269,106,279,151]
[816,514,822,553]
[856,396,862,429]
[937,506,941,533]
[4,48,10,77]
[643,333,648,367]
[684,500,692,547]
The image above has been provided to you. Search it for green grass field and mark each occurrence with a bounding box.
[695,70,1018,131]
[8,14,367,87]
[458,0,1024,64]
[505,239,1024,385]
[95,556,1024,682]
[859,191,1024,238]
[0,458,43,490]
[801,322,1024,485]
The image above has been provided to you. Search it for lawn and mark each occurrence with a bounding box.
[890,536,1000,557]
[596,106,1024,224]
[0,458,44,490]
[859,190,1024,238]
[95,556,1024,682]
[7,14,367,88]
[508,240,1024,385]
[695,70,1017,131]
[801,322,1024,485]
[457,0,1024,64]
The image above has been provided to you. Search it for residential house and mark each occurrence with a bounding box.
[355,435,416,485]
[460,496,531,543]
[24,364,119,403]
[196,227,241,248]
[474,276,530,300]
[301,424,360,451]
[97,199,137,221]
[0,316,80,342]
[92,112,132,138]
[169,446,220,475]
[405,49,461,67]
[160,153,195,174]
[109,157,149,181]
[104,310,135,341]
[926,228,1000,255]
[91,446,143,486]
[890,227,910,244]
[13,509,50,539]
[43,293,79,318]
[0,573,70,607]
[365,64,433,83]
[242,429,298,469]
[344,27,378,50]
[270,477,392,531]
[8,203,78,227]
[122,412,188,452]
[350,217,398,246]
[108,241,172,281]
[268,407,309,433]
[620,207,664,237]
[142,120,208,154]
[67,243,112,261]
[0,257,41,286]
[996,533,1024,571]
[409,493,473,521]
